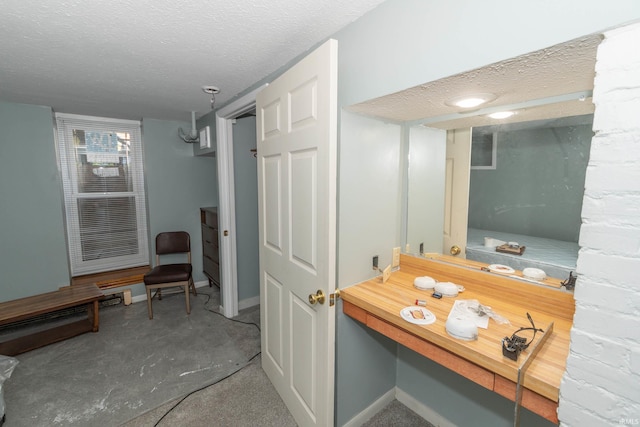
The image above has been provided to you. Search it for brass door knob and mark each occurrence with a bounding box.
[450,245,461,256]
[308,289,326,305]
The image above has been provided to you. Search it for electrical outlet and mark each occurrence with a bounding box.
[372,255,379,270]
[392,247,400,268]
[405,244,410,253]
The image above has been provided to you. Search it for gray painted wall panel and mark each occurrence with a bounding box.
[142,118,218,293]
[233,116,260,301]
[0,102,69,301]
[396,346,556,427]
[468,123,592,242]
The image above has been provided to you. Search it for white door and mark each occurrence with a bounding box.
[443,128,471,257]
[256,39,337,427]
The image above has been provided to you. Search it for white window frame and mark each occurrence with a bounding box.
[471,131,497,170]
[55,113,149,276]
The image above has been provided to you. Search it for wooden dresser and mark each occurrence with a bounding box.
[200,207,220,287]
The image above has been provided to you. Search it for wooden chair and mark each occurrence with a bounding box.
[143,231,196,319]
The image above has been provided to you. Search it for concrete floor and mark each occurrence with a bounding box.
[2,287,429,426]
[2,287,260,426]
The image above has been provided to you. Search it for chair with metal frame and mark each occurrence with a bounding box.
[143,231,196,319]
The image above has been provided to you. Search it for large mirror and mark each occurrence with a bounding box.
[348,33,602,288]
[463,114,592,280]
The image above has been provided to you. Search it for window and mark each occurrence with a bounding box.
[470,131,497,170]
[55,113,149,276]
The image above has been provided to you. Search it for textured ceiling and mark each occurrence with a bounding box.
[0,0,386,121]
[348,34,602,129]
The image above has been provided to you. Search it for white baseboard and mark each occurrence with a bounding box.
[130,280,210,304]
[238,295,260,310]
[219,295,260,318]
[342,388,395,427]
[194,280,210,289]
[131,293,147,304]
[341,386,455,427]
[395,387,455,427]
[129,282,260,315]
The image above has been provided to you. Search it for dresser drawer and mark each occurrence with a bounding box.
[203,256,220,284]
[203,240,219,261]
[202,225,219,246]
[201,207,220,287]
[204,209,218,226]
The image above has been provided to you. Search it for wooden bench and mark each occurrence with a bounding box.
[71,265,151,306]
[0,283,103,356]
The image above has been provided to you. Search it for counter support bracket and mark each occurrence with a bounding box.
[514,321,554,427]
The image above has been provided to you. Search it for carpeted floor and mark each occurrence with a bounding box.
[124,355,434,427]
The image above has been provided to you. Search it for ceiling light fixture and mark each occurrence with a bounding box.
[445,93,497,109]
[202,85,220,110]
[488,111,516,119]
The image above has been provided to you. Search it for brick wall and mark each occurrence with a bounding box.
[559,23,640,426]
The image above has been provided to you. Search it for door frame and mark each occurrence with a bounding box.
[215,84,268,318]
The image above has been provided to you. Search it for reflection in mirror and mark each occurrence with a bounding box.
[464,114,593,280]
[349,33,602,290]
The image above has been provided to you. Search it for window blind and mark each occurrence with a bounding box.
[55,113,149,275]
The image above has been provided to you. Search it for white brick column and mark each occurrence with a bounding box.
[559,23,640,426]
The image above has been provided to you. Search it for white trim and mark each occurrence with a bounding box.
[131,293,148,304]
[238,295,260,310]
[341,386,454,427]
[54,112,140,125]
[396,387,456,427]
[342,388,395,427]
[470,132,497,170]
[55,113,148,275]
[130,280,210,304]
[215,84,268,318]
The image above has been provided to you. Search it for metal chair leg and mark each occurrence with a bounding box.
[185,283,191,314]
[146,286,153,319]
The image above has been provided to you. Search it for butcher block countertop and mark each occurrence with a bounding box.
[340,254,575,423]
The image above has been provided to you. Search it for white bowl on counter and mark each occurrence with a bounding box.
[414,276,436,290]
[434,282,465,297]
[523,267,546,281]
[445,316,478,341]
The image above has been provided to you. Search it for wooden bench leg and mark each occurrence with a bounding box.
[87,300,99,332]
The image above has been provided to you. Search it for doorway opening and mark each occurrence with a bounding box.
[215,84,267,318]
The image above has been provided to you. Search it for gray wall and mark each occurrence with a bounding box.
[396,346,555,427]
[0,102,217,302]
[233,116,260,302]
[468,122,592,242]
[326,0,640,425]
[0,102,69,300]
[142,118,218,292]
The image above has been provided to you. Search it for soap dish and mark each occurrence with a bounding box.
[400,306,436,325]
